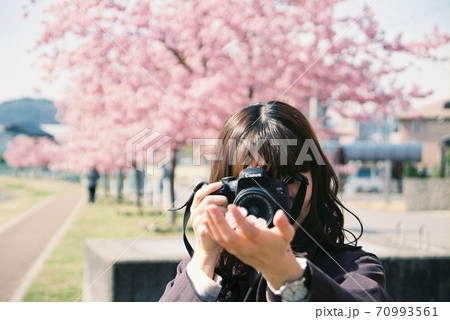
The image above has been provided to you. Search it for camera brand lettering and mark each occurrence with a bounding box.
[244,173,262,178]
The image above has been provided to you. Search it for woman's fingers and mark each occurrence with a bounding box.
[273,209,295,241]
[225,206,248,229]
[192,182,223,208]
[193,204,226,226]
[208,204,267,241]
[201,195,229,207]
[205,206,295,272]
[230,205,261,238]
[206,205,292,246]
[205,205,238,246]
[190,182,227,225]
[192,213,210,237]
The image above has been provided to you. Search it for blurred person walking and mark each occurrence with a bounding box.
[87,166,100,203]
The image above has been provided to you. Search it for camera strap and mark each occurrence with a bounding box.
[169,181,208,257]
[284,173,309,225]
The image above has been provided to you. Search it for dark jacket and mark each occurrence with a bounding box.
[159,244,392,302]
[87,168,100,188]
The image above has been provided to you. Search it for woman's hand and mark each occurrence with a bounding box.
[205,205,304,290]
[189,182,228,278]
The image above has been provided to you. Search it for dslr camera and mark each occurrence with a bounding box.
[210,168,290,226]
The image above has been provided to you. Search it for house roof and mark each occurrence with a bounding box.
[398,99,450,120]
[322,140,422,162]
[0,122,54,139]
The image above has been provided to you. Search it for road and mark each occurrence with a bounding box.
[344,207,450,257]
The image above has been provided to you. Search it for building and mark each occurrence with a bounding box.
[397,99,450,171]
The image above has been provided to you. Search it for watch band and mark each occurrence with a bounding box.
[302,261,311,288]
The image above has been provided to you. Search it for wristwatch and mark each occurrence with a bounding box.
[273,277,309,302]
[272,259,311,302]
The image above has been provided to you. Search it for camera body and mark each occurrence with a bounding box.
[210,168,290,226]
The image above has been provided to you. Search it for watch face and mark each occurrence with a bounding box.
[280,281,309,302]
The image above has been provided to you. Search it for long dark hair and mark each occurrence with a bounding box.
[210,101,362,252]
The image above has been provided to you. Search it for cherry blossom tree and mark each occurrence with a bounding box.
[25,0,449,216]
[3,135,57,170]
[28,0,448,122]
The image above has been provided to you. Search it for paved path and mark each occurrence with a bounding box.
[0,195,83,301]
[344,208,450,257]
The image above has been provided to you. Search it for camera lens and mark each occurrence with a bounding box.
[234,188,275,225]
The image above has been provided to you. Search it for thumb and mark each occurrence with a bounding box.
[273,209,295,241]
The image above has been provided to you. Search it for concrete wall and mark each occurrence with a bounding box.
[113,261,178,301]
[83,239,450,302]
[382,257,450,302]
[403,178,450,210]
[82,238,187,302]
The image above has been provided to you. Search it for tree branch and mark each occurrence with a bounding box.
[165,44,193,74]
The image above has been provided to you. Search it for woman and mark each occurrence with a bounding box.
[160,101,391,302]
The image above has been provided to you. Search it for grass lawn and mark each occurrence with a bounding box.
[23,195,184,302]
[0,176,83,226]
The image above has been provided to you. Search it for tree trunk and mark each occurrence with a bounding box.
[135,166,142,208]
[167,149,177,226]
[117,169,124,203]
[103,173,110,196]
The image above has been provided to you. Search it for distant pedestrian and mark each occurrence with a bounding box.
[87,166,100,203]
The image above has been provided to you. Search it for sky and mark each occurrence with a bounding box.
[0,0,449,107]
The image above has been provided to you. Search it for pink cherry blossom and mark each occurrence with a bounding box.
[4,136,56,169]
[22,0,448,174]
